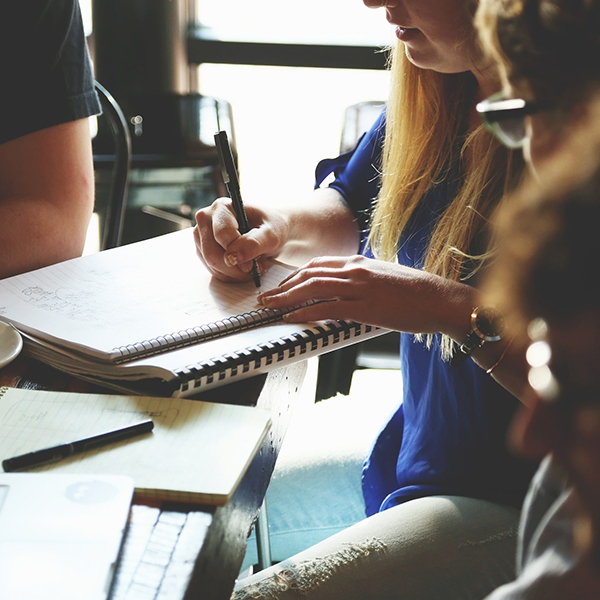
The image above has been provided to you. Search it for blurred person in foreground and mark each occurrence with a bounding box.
[480,94,600,598]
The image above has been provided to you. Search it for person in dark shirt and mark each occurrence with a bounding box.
[0,0,100,278]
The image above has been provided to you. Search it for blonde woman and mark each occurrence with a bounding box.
[196,1,533,598]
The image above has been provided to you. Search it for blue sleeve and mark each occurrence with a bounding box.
[314,109,386,233]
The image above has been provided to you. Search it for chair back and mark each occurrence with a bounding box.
[94,81,132,250]
[339,101,385,153]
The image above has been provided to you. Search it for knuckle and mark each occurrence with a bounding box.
[215,196,232,209]
[244,235,262,255]
[194,209,210,228]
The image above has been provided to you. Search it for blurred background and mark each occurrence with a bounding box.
[195,0,391,203]
[83,0,391,249]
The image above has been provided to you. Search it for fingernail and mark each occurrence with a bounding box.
[224,253,238,267]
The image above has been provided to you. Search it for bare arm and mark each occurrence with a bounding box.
[469,323,530,402]
[271,187,361,264]
[0,119,95,279]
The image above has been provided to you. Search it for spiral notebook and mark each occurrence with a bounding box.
[0,229,385,397]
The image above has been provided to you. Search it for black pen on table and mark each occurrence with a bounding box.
[2,418,154,472]
[214,130,261,288]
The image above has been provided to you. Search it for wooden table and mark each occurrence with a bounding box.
[0,354,308,600]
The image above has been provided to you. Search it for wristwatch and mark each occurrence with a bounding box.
[451,306,504,367]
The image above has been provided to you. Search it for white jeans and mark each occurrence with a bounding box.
[237,371,521,599]
[234,495,521,600]
[242,380,401,570]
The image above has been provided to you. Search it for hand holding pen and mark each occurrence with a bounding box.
[214,131,262,288]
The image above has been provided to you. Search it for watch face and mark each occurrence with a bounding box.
[472,307,504,342]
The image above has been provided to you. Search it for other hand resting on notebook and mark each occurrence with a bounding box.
[257,254,476,341]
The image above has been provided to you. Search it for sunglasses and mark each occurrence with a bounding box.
[476,92,549,149]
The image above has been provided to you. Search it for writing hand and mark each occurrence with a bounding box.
[194,198,288,283]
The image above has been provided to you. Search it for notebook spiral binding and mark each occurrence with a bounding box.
[174,321,375,393]
[112,308,289,364]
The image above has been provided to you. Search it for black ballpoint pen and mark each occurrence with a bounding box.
[2,419,154,472]
[214,130,262,288]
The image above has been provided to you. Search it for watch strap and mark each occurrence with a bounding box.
[451,331,485,367]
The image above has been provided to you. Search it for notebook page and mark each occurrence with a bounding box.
[0,387,271,505]
[0,229,295,360]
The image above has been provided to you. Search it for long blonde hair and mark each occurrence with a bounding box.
[367,45,522,357]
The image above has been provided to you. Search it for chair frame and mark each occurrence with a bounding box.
[94,81,132,250]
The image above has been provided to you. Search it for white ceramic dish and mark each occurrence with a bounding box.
[0,321,23,369]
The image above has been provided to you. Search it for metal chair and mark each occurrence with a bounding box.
[94,81,132,250]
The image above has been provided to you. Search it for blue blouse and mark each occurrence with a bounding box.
[315,110,535,516]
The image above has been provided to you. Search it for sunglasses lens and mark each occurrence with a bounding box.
[486,118,527,149]
[477,95,534,149]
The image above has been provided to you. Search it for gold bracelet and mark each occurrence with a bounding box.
[486,337,514,375]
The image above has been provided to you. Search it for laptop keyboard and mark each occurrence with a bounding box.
[111,505,213,600]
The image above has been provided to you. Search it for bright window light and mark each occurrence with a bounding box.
[197,0,392,205]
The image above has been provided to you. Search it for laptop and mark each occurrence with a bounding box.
[0,473,134,600]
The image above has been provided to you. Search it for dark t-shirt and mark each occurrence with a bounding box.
[316,110,535,516]
[0,0,100,145]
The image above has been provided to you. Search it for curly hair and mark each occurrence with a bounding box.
[477,0,600,106]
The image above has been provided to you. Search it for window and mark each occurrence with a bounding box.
[196,0,392,203]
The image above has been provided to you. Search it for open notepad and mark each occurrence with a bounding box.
[0,386,271,505]
[0,229,385,396]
